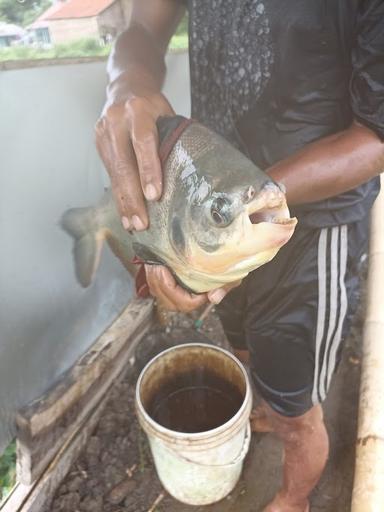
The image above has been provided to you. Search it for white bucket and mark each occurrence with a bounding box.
[135,343,252,506]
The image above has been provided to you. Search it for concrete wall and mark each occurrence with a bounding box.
[48,16,99,44]
[0,51,190,453]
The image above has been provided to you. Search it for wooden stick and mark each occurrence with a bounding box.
[126,463,137,478]
[352,175,384,511]
[147,491,165,512]
[194,302,215,330]
[2,396,108,512]
[155,302,171,327]
[16,298,154,485]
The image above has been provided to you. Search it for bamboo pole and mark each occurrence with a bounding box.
[352,176,384,512]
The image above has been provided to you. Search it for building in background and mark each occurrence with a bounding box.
[27,2,62,46]
[0,22,26,47]
[28,0,132,46]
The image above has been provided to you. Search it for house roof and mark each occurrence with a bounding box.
[46,0,116,20]
[28,3,64,29]
[0,22,26,37]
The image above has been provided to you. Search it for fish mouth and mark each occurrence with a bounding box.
[247,183,297,229]
[175,182,297,292]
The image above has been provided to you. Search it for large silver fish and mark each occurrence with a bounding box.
[62,116,297,293]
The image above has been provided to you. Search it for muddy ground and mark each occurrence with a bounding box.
[50,276,365,512]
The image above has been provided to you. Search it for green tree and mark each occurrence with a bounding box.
[0,441,16,503]
[0,0,50,27]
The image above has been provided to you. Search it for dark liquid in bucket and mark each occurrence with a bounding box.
[147,370,244,433]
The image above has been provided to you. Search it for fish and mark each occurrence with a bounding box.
[61,115,297,293]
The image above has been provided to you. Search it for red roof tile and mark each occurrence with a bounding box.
[28,3,63,28]
[46,0,116,20]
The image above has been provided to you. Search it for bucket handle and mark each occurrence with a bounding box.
[162,422,251,468]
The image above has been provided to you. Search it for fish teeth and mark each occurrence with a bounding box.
[273,217,296,225]
[265,192,285,208]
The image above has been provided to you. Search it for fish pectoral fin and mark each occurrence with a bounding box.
[73,233,104,287]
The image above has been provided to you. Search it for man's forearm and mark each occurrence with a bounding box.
[268,122,384,205]
[106,24,167,105]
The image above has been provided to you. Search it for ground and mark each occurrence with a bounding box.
[50,277,365,512]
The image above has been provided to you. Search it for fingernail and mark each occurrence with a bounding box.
[121,216,131,230]
[209,289,227,304]
[145,183,158,201]
[132,215,146,231]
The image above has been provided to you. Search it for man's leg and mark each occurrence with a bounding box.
[261,403,328,512]
[219,220,368,511]
[230,346,327,511]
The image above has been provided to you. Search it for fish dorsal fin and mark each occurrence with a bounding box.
[157,115,194,164]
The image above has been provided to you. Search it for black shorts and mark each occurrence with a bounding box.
[216,216,369,417]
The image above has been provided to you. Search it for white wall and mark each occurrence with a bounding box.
[0,50,190,452]
[48,17,100,44]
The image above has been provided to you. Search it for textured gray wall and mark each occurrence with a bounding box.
[0,51,190,452]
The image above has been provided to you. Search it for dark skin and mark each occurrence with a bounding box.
[96,2,384,511]
[269,121,384,205]
[96,2,184,231]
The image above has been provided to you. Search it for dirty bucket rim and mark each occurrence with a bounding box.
[135,342,252,441]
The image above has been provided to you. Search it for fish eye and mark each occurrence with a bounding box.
[210,197,232,227]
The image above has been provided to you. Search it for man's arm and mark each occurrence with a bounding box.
[272,0,384,206]
[96,0,185,231]
[269,121,384,205]
[135,1,384,312]
[106,2,184,102]
[96,1,214,312]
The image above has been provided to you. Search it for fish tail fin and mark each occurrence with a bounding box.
[61,207,103,287]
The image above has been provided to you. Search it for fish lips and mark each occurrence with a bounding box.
[246,184,297,245]
[247,212,297,250]
[223,185,297,269]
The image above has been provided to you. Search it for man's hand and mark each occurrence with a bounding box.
[145,265,242,313]
[95,92,174,231]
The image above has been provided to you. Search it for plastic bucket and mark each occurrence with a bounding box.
[135,343,252,505]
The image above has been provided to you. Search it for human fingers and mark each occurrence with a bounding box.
[145,265,207,313]
[126,97,163,202]
[96,103,148,230]
[207,279,243,304]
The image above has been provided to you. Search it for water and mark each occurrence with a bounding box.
[148,370,244,433]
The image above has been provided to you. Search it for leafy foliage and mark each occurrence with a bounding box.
[0,11,188,62]
[175,12,188,38]
[0,37,111,61]
[169,33,188,50]
[0,440,16,504]
[170,12,188,49]
[0,0,51,27]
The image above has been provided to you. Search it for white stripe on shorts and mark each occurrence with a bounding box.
[311,225,348,404]
[325,224,348,394]
[318,226,339,401]
[311,228,328,405]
